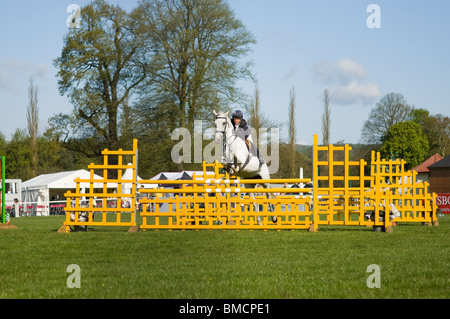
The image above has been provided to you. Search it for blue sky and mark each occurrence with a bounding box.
[1,1,449,145]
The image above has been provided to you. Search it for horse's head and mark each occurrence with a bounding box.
[213,110,230,143]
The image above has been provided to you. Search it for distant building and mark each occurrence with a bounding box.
[411,153,443,183]
[427,155,450,194]
[427,155,450,214]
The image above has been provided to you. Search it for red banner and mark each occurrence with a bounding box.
[436,194,450,214]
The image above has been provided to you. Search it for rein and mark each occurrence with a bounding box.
[216,116,233,164]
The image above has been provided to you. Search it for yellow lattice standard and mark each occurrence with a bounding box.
[58,140,139,233]
[311,134,438,232]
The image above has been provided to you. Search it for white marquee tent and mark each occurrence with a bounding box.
[120,164,157,207]
[21,169,118,216]
[20,165,214,216]
[121,164,157,191]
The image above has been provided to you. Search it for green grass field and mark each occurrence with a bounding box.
[0,215,448,299]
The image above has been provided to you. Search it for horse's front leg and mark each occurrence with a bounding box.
[262,183,277,223]
[250,192,263,226]
[244,184,261,225]
[222,163,234,175]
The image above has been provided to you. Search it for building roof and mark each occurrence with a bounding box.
[150,171,215,181]
[428,155,450,169]
[411,154,444,173]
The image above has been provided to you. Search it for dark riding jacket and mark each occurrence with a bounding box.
[233,119,252,142]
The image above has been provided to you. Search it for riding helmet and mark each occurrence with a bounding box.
[232,110,243,119]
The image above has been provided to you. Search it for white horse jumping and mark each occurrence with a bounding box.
[213,110,277,224]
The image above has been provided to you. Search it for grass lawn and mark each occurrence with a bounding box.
[0,215,448,299]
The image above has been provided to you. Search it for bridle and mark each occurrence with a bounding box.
[215,116,229,136]
[215,116,237,165]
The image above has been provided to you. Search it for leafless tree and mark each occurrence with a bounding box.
[288,87,296,178]
[249,84,262,142]
[322,89,331,145]
[27,77,39,177]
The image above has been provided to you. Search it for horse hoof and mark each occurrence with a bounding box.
[272,216,278,223]
[257,217,263,226]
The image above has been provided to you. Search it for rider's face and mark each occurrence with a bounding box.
[233,118,241,125]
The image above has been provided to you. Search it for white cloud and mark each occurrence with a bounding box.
[0,70,8,91]
[312,58,381,105]
[312,60,335,84]
[36,64,48,79]
[284,64,300,80]
[329,82,381,105]
[335,58,366,83]
[0,59,48,92]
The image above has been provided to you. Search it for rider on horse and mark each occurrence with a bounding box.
[231,110,265,165]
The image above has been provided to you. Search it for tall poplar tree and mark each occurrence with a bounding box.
[321,89,330,146]
[27,77,39,177]
[288,87,296,178]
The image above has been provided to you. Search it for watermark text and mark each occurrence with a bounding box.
[367,4,381,29]
[366,264,381,288]
[66,264,81,288]
[67,4,81,29]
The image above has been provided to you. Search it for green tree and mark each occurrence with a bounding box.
[138,0,255,130]
[361,93,412,144]
[0,133,7,157]
[54,0,150,153]
[6,129,31,180]
[36,131,81,174]
[410,108,450,156]
[379,121,429,170]
[53,0,255,176]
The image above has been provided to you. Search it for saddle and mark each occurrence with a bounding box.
[245,138,251,151]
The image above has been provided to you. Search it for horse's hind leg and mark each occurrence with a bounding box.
[257,165,277,223]
[245,184,262,225]
[260,182,277,223]
[253,192,263,226]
